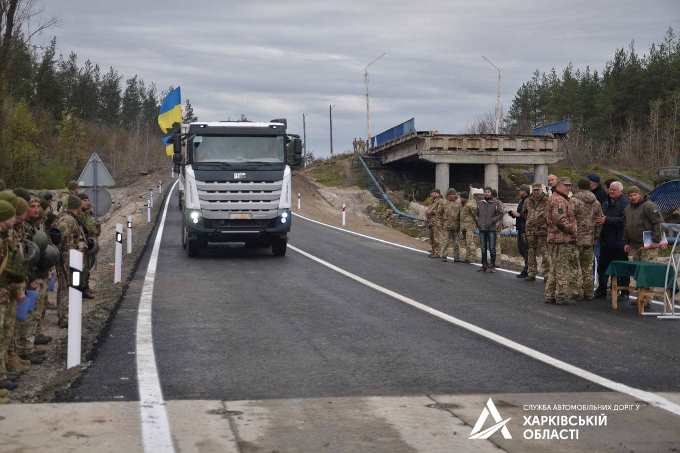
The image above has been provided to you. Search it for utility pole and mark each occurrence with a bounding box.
[364,52,387,149]
[329,104,334,156]
[482,56,502,134]
[302,112,307,164]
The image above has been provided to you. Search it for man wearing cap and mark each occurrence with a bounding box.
[588,174,608,206]
[524,183,550,282]
[509,185,530,278]
[547,174,558,195]
[0,200,17,399]
[55,195,88,328]
[572,179,604,300]
[546,178,579,304]
[624,186,666,262]
[25,196,52,348]
[595,181,629,298]
[426,189,445,258]
[439,189,462,262]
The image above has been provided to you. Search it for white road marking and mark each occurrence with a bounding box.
[288,243,680,418]
[293,212,680,309]
[136,179,179,453]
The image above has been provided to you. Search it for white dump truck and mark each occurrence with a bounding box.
[170,119,302,257]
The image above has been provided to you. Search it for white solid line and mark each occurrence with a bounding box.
[136,179,178,453]
[288,243,680,417]
[293,212,680,310]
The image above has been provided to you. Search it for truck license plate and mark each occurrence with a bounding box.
[231,213,252,220]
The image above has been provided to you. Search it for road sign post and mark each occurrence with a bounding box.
[115,224,123,283]
[67,249,84,369]
[342,203,347,226]
[77,152,115,220]
[127,216,133,255]
[297,193,301,210]
[147,200,151,224]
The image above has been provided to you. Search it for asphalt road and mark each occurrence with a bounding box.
[70,190,680,404]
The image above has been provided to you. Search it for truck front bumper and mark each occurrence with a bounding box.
[186,212,291,242]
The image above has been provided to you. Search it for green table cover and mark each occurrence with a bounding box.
[606,260,672,288]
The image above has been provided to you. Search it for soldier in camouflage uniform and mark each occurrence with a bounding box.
[56,195,88,328]
[545,178,579,305]
[78,193,99,299]
[15,195,50,363]
[571,179,603,300]
[426,189,445,258]
[0,200,17,399]
[624,186,667,262]
[58,180,80,212]
[439,189,462,262]
[524,183,550,282]
[460,192,478,263]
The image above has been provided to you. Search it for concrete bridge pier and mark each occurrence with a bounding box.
[534,164,549,185]
[435,163,450,194]
[484,163,499,193]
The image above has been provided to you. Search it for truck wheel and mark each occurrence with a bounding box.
[187,238,200,257]
[272,237,287,256]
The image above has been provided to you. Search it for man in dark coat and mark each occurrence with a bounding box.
[509,185,530,278]
[594,181,629,298]
[588,174,608,206]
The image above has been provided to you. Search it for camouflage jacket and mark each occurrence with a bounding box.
[442,199,462,230]
[56,211,87,269]
[460,200,477,231]
[571,190,603,247]
[79,210,99,238]
[0,228,26,289]
[547,192,577,243]
[624,197,665,246]
[426,197,446,227]
[523,192,549,237]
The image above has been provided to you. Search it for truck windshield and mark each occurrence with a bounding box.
[192,135,284,163]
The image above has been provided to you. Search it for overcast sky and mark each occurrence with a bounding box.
[36,0,679,157]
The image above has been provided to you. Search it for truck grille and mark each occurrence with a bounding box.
[196,180,282,218]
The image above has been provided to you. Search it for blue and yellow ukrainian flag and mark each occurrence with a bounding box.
[158,87,182,133]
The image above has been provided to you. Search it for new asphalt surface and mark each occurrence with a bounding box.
[70,191,680,403]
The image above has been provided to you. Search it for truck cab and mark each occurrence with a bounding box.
[173,120,302,257]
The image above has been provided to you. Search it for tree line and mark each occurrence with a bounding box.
[504,27,680,169]
[0,1,196,188]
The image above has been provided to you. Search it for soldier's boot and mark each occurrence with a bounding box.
[83,288,95,300]
[0,379,17,391]
[58,317,68,329]
[19,351,45,365]
[0,387,9,397]
[35,334,52,345]
[7,353,31,373]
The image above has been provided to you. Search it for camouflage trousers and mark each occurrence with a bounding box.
[527,234,550,279]
[0,288,9,378]
[628,246,659,263]
[576,245,595,299]
[16,279,47,355]
[429,224,442,256]
[545,242,579,304]
[461,228,477,261]
[439,228,461,259]
[6,284,23,354]
[56,267,69,324]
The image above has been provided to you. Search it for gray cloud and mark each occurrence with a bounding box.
[37,0,679,157]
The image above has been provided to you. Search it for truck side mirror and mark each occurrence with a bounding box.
[172,137,183,166]
[287,138,302,167]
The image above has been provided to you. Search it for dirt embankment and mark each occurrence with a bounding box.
[10,170,173,403]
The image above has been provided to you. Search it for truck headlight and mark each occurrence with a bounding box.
[280,210,289,224]
[190,210,201,224]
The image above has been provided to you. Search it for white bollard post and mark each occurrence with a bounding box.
[171,167,175,178]
[297,193,301,211]
[147,200,151,224]
[158,180,162,194]
[67,249,84,369]
[127,216,133,255]
[342,203,347,226]
[114,224,123,283]
[149,189,154,209]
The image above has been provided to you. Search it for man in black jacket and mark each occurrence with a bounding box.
[594,181,629,298]
[510,185,530,278]
[589,174,608,206]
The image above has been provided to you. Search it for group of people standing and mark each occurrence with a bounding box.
[0,180,98,402]
[426,172,667,305]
